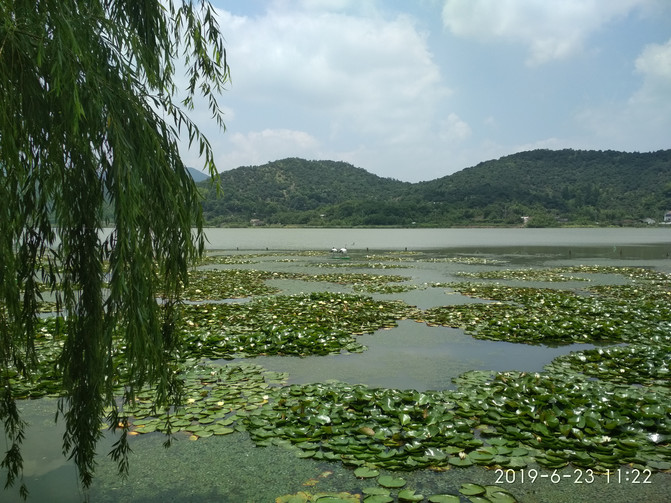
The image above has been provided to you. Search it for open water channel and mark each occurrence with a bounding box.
[3,228,671,502]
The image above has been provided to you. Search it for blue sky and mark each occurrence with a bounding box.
[183,0,671,182]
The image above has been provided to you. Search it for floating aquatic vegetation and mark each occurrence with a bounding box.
[564,265,670,282]
[187,267,416,297]
[122,361,287,438]
[377,475,406,488]
[354,467,380,478]
[354,251,422,261]
[455,268,589,282]
[13,256,671,497]
[275,491,361,502]
[423,280,671,345]
[457,484,516,502]
[427,495,460,503]
[425,257,508,265]
[10,292,417,398]
[455,370,671,470]
[198,254,257,265]
[360,283,419,294]
[183,269,280,300]
[242,366,671,474]
[589,283,671,303]
[315,262,410,270]
[244,382,479,471]
[37,301,58,313]
[178,292,420,358]
[285,272,415,294]
[545,344,670,385]
[3,317,66,399]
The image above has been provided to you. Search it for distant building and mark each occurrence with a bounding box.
[665,211,671,223]
[250,219,264,226]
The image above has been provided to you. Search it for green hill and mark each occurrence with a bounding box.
[199,158,409,226]
[198,150,671,227]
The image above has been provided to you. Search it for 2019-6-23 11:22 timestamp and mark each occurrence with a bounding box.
[494,468,653,484]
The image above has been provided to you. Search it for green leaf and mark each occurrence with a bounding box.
[459,483,486,496]
[377,475,406,488]
[398,489,424,502]
[428,496,460,503]
[354,467,380,478]
[363,495,394,503]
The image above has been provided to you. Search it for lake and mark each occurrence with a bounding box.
[203,226,671,253]
[3,227,670,502]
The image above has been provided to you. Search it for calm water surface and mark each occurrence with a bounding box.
[203,227,671,252]
[4,228,671,502]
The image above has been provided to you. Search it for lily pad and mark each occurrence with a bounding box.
[398,489,424,502]
[428,496,460,503]
[363,496,393,503]
[459,483,486,496]
[377,475,406,488]
[354,466,380,478]
[276,493,310,503]
[485,486,517,503]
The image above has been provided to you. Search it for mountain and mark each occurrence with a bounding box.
[199,158,410,226]
[198,150,671,227]
[187,167,210,182]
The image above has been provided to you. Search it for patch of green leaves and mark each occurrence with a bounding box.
[122,362,286,438]
[424,274,671,345]
[545,344,670,385]
[177,292,420,358]
[182,269,280,300]
[241,369,671,473]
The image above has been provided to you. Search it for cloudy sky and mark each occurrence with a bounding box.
[182,0,671,182]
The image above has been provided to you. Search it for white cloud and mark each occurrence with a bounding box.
[439,113,472,143]
[632,38,671,104]
[194,1,668,182]
[575,37,671,151]
[218,129,321,170]
[441,0,648,65]
[215,4,451,160]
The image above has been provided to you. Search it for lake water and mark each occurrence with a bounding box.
[3,227,671,502]
[203,226,671,253]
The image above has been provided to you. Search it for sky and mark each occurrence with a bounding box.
[181,0,671,182]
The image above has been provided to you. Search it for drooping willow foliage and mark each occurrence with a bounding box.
[0,0,229,498]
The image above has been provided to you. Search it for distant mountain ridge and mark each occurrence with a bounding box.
[187,167,210,182]
[198,149,671,227]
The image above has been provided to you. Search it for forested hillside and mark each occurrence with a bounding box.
[198,150,671,227]
[199,158,409,226]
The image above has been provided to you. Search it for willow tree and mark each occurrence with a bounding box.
[0,0,229,497]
